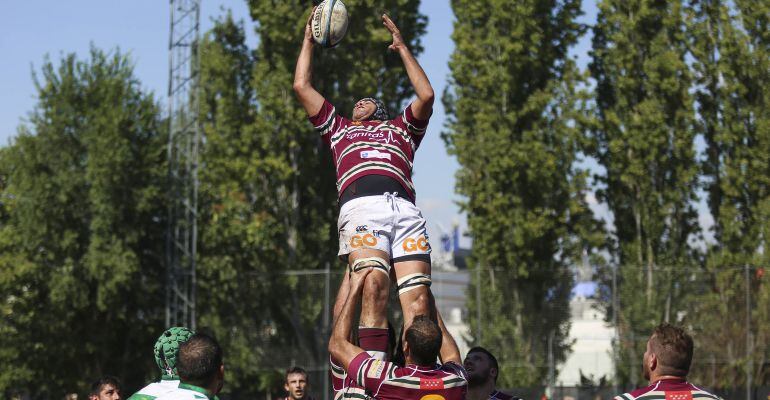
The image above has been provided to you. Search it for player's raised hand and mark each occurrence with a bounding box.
[382,14,406,52]
[304,7,317,43]
[349,267,372,292]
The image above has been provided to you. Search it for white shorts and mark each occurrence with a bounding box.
[338,193,431,263]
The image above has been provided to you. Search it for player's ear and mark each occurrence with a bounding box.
[649,352,657,372]
[490,367,498,380]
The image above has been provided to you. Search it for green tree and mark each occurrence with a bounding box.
[443,0,595,387]
[0,48,167,397]
[588,0,699,386]
[687,0,770,387]
[195,14,280,397]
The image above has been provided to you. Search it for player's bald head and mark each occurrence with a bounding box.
[405,315,442,365]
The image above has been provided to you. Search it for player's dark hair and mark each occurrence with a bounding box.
[650,323,693,376]
[89,376,121,397]
[177,333,223,387]
[285,366,308,382]
[467,346,499,382]
[405,315,442,366]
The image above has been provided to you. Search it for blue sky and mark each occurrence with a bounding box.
[0,1,609,250]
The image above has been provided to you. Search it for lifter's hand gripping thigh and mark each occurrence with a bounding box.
[349,249,390,329]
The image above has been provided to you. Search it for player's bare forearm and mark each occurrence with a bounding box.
[382,14,433,120]
[332,272,351,327]
[293,8,324,117]
[435,298,461,364]
[328,269,372,370]
[398,47,434,105]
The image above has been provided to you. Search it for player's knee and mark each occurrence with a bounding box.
[407,289,431,317]
[363,274,389,306]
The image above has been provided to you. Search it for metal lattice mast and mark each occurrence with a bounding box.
[166,0,200,330]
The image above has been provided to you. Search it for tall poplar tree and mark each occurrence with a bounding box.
[589,0,699,386]
[688,0,770,387]
[0,48,167,396]
[443,0,594,386]
[195,15,284,397]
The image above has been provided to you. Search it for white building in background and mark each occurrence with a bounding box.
[555,294,616,386]
[428,227,616,384]
[430,224,473,357]
[432,269,471,357]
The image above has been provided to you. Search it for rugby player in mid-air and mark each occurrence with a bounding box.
[329,268,468,400]
[293,10,436,344]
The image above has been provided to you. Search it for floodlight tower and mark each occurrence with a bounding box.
[166,0,201,330]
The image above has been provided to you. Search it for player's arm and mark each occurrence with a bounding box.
[382,14,434,121]
[434,294,462,365]
[293,8,325,117]
[332,271,351,327]
[328,268,372,370]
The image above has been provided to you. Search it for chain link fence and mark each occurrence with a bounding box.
[250,262,769,400]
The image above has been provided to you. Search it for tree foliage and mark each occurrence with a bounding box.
[588,0,700,386]
[443,0,597,387]
[685,0,770,387]
[0,48,167,397]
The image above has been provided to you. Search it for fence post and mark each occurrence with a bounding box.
[324,262,331,400]
[745,264,751,400]
[476,265,482,343]
[612,263,619,396]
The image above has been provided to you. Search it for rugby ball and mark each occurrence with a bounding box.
[311,0,349,48]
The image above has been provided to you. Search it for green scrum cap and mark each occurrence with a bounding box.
[154,326,195,379]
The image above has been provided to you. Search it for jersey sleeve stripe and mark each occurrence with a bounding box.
[402,109,427,135]
[635,394,665,399]
[314,106,336,131]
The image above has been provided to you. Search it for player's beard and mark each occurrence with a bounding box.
[467,367,491,386]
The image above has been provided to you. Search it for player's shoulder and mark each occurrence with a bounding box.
[689,388,724,399]
[440,361,468,378]
[129,380,181,400]
[154,384,212,400]
[613,390,723,400]
[489,390,521,400]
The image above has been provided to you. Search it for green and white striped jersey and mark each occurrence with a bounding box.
[153,383,215,400]
[127,379,180,400]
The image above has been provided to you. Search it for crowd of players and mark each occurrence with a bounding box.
[84,307,722,400]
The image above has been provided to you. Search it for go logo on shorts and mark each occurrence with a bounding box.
[402,236,429,252]
[350,233,378,248]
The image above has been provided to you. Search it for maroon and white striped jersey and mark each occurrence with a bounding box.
[347,352,468,400]
[330,328,389,400]
[309,100,429,201]
[614,378,723,400]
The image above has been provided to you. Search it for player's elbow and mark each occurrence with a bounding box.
[292,80,308,94]
[418,89,435,105]
[328,335,342,358]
